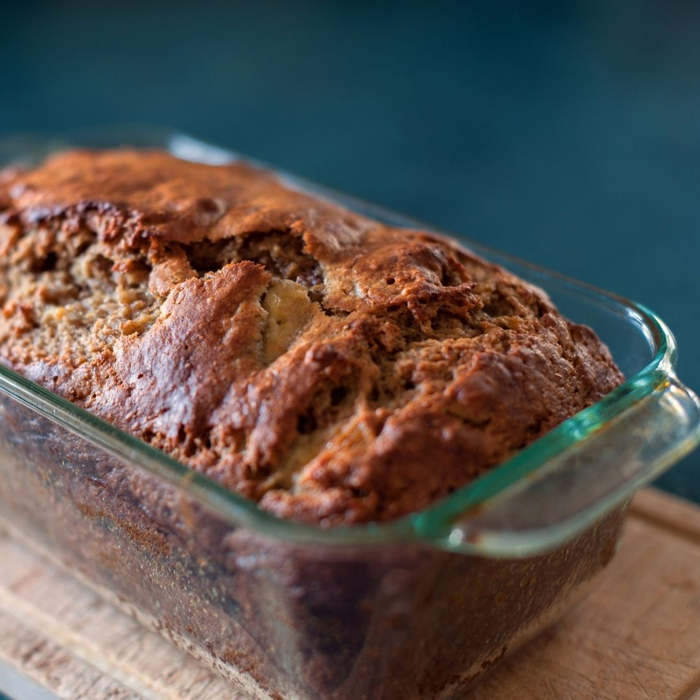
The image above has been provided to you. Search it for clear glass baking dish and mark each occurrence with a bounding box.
[0,128,697,698]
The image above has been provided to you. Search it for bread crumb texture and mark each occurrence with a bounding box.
[0,150,623,525]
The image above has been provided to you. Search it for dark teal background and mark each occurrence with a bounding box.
[1,1,698,500]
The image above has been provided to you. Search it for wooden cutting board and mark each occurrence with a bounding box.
[0,488,698,700]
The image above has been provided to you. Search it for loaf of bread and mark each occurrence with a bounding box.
[0,150,623,526]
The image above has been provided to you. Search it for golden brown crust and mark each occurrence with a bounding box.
[0,149,624,525]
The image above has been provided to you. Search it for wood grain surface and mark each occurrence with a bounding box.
[0,488,698,699]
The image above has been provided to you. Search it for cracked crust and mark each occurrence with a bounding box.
[0,149,623,526]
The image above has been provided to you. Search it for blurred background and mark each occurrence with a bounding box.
[0,0,698,500]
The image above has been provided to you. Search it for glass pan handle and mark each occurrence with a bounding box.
[438,375,700,557]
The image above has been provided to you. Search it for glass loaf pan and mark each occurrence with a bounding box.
[0,129,698,699]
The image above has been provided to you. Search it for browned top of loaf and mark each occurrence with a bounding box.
[0,149,623,526]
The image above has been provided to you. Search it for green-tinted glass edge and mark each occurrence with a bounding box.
[0,286,674,551]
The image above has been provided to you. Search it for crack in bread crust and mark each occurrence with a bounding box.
[0,149,624,526]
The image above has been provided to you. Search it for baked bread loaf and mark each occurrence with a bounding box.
[0,149,623,526]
